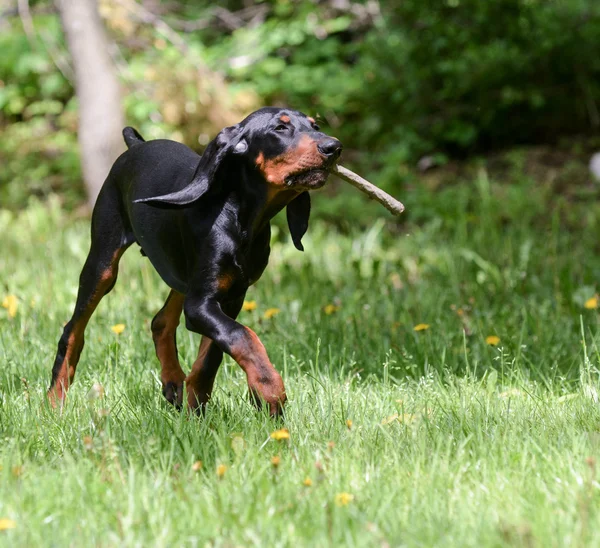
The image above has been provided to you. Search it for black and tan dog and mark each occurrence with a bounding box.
[48,107,342,416]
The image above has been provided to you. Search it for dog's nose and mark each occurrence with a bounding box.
[318,138,343,157]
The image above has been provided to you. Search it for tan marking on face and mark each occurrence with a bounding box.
[257,134,323,186]
[279,115,290,123]
[307,117,315,124]
[255,151,265,168]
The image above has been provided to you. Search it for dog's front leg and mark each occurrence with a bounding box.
[183,296,286,416]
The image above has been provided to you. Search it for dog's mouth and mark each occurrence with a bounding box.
[284,168,330,189]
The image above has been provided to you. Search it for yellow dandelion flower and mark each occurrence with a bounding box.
[111,323,125,335]
[270,428,290,441]
[216,464,228,478]
[2,295,18,318]
[334,492,354,506]
[381,413,415,425]
[87,382,105,401]
[585,297,598,309]
[0,519,16,531]
[413,323,430,332]
[271,455,281,468]
[381,413,399,425]
[191,461,203,472]
[242,300,257,311]
[499,388,523,399]
[485,335,500,346]
[231,435,245,455]
[303,477,313,487]
[346,419,353,429]
[263,307,280,319]
[324,304,340,315]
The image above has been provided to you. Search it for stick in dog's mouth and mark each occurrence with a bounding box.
[328,164,405,216]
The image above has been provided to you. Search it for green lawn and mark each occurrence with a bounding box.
[2,169,600,546]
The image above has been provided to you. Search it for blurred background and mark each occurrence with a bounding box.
[1,0,599,221]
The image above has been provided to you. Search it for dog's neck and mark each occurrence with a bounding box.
[223,164,301,237]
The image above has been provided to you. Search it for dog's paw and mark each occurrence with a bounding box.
[162,381,184,409]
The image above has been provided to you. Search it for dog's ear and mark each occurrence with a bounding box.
[286,191,311,251]
[134,125,248,208]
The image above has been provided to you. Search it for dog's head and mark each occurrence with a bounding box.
[136,108,342,204]
[244,108,342,190]
[135,107,342,250]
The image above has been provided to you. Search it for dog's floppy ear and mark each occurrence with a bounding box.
[134,125,247,208]
[286,191,311,251]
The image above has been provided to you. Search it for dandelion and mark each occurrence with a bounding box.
[216,464,227,478]
[263,308,280,319]
[111,323,125,335]
[231,435,245,455]
[271,455,281,468]
[485,335,500,346]
[2,295,18,318]
[87,382,105,401]
[334,492,354,506]
[303,477,313,487]
[0,519,16,531]
[413,323,430,332]
[324,304,340,315]
[346,419,353,429]
[381,413,415,425]
[499,388,523,398]
[382,413,399,425]
[242,300,257,312]
[192,461,203,472]
[270,428,290,441]
[585,297,598,309]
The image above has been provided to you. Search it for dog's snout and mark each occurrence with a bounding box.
[317,138,343,158]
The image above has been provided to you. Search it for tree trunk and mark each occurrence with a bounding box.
[56,0,124,207]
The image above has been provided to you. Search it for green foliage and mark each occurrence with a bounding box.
[3,169,600,543]
[1,0,600,210]
[0,16,82,208]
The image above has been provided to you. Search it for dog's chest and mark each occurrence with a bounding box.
[237,226,271,286]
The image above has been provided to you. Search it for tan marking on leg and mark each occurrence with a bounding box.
[152,291,185,391]
[186,336,215,408]
[48,248,126,405]
[229,328,286,415]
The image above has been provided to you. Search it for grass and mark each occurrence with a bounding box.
[2,166,600,545]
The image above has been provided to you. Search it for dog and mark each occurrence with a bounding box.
[47,107,342,416]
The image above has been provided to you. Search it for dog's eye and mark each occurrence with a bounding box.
[274,124,288,132]
[312,123,320,131]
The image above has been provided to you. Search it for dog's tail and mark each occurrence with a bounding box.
[123,127,145,149]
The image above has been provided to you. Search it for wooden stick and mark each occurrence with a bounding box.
[329,164,405,216]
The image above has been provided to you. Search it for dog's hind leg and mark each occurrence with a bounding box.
[48,184,134,405]
[151,290,186,408]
